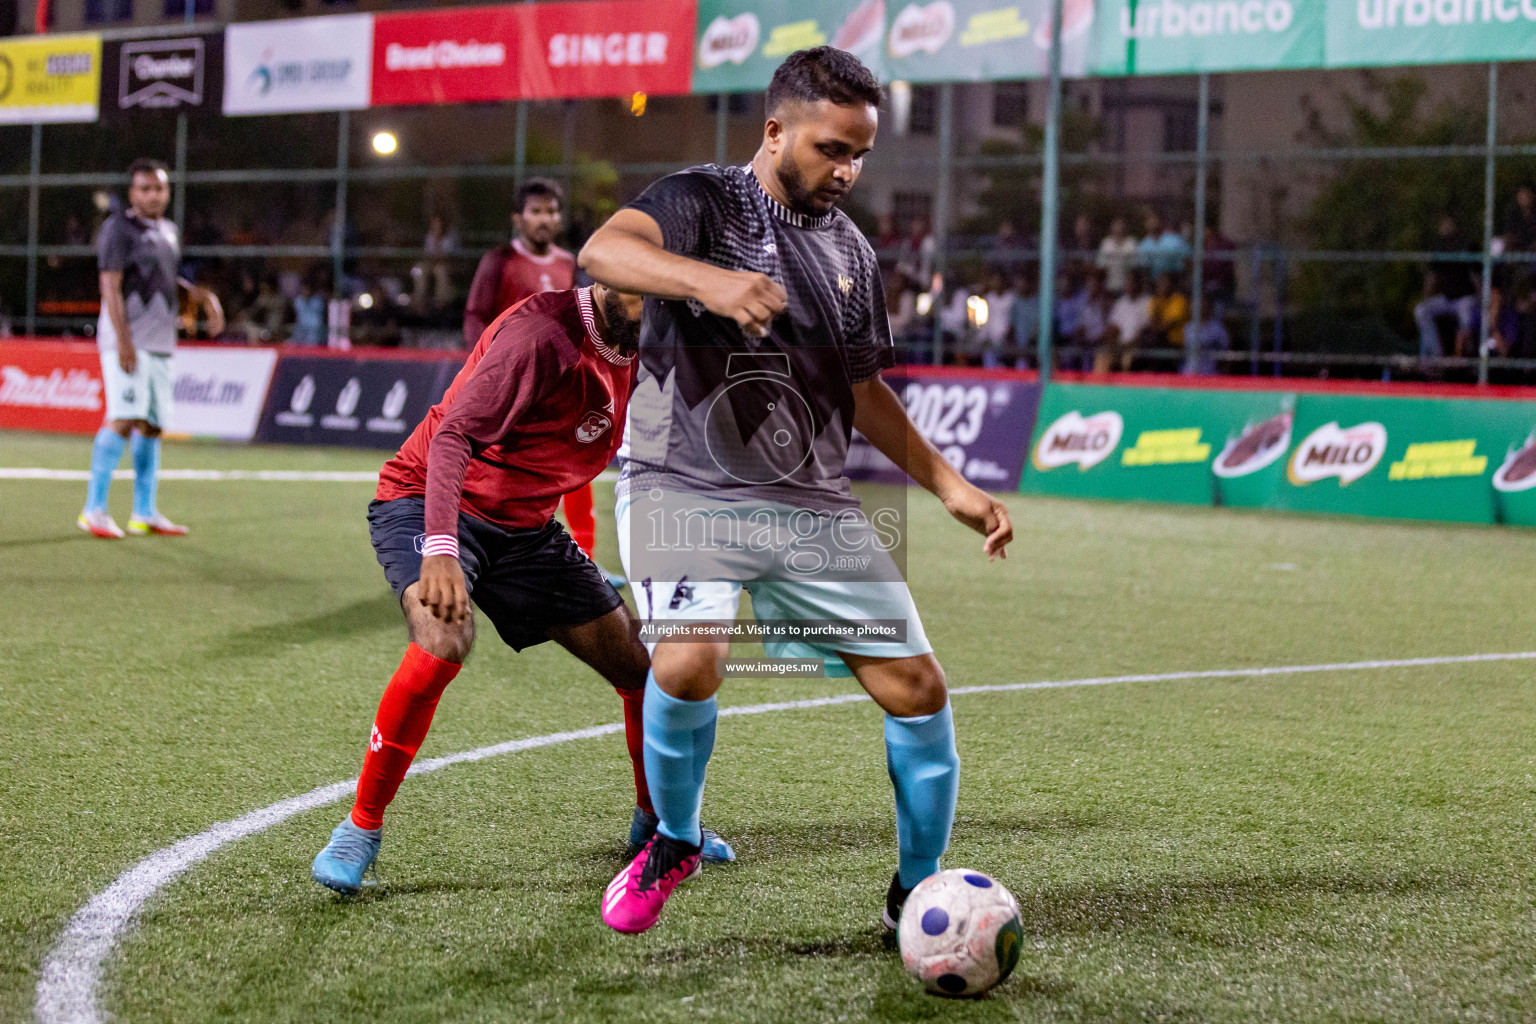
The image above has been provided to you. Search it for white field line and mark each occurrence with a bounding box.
[0,468,622,483]
[34,649,1536,1024]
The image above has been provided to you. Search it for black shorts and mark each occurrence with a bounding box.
[368,496,624,651]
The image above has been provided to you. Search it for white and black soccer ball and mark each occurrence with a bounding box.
[897,869,1024,998]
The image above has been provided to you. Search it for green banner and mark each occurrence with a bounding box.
[1326,0,1536,68]
[1272,393,1536,524]
[1092,0,1325,75]
[694,0,887,93]
[884,0,1096,83]
[1020,383,1292,505]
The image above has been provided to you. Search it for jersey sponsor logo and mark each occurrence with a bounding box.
[1287,421,1387,486]
[698,13,759,67]
[1032,410,1123,471]
[837,273,854,297]
[0,365,102,411]
[1492,431,1536,493]
[576,409,614,443]
[1213,412,1292,478]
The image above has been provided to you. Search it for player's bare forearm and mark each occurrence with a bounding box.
[181,278,225,337]
[852,376,1013,559]
[579,210,787,335]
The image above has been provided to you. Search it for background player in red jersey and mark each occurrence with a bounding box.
[311,283,732,895]
[463,179,619,586]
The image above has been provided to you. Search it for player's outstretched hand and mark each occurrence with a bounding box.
[698,268,787,338]
[940,482,1013,560]
[419,555,470,623]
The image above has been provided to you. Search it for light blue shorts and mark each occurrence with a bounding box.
[99,350,173,428]
[616,492,933,678]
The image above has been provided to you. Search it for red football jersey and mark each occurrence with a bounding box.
[463,239,576,346]
[377,288,634,537]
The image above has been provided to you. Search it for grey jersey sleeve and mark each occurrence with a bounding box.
[96,215,132,273]
[844,234,896,383]
[624,168,730,259]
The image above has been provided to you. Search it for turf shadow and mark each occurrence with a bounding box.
[199,593,403,661]
[0,534,91,549]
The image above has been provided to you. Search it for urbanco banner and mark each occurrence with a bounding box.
[223,14,373,116]
[1327,0,1536,68]
[1092,0,1325,75]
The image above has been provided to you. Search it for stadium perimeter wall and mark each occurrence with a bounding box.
[4,339,1535,526]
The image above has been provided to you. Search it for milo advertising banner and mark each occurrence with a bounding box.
[1020,382,1291,505]
[1326,0,1536,68]
[693,0,886,93]
[884,0,1095,83]
[1092,0,1324,75]
[1271,393,1536,525]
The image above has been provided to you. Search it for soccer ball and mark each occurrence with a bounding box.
[897,869,1024,997]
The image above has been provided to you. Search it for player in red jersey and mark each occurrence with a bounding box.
[311,284,733,895]
[463,178,613,584]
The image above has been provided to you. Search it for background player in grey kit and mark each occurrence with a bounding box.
[78,158,224,540]
[579,46,1013,935]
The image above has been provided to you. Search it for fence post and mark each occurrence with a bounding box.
[332,109,349,298]
[715,93,729,165]
[1478,62,1497,387]
[513,101,528,185]
[173,113,189,232]
[560,99,576,202]
[929,82,953,366]
[1037,0,1065,383]
[25,122,41,337]
[1186,72,1209,374]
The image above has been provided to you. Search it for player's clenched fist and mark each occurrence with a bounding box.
[698,268,787,338]
[418,554,470,623]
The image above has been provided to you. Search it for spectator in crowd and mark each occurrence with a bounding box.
[1501,184,1536,296]
[976,269,1016,368]
[1095,216,1137,297]
[1069,214,1095,272]
[292,272,327,345]
[992,219,1024,277]
[1414,214,1480,361]
[250,274,289,342]
[1200,223,1238,312]
[1149,271,1191,353]
[885,268,922,355]
[1053,271,1087,365]
[875,213,902,272]
[898,214,936,286]
[1100,269,1153,372]
[1075,269,1109,368]
[414,215,458,311]
[1138,212,1191,281]
[1009,270,1040,368]
[938,273,973,357]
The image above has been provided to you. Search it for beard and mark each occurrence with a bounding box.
[775,149,838,216]
[601,288,640,355]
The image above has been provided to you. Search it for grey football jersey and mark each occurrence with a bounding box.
[96,211,180,355]
[618,163,893,512]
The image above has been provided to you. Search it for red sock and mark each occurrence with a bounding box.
[616,685,654,815]
[350,643,461,830]
[563,483,596,557]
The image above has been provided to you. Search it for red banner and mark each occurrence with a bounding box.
[0,340,106,435]
[517,0,696,99]
[371,0,695,106]
[372,6,523,107]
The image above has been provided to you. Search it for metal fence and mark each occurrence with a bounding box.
[3,55,1534,386]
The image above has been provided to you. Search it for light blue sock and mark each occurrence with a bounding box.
[85,427,127,512]
[130,432,160,520]
[885,702,960,889]
[642,670,717,847]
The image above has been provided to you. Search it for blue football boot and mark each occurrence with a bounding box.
[311,817,382,895]
[627,806,736,864]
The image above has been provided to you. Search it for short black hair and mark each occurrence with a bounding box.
[765,47,882,116]
[127,158,169,182]
[514,177,564,215]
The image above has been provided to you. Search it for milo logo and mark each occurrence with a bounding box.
[1287,421,1387,486]
[888,2,955,57]
[1213,412,1292,479]
[1492,431,1536,493]
[1032,410,1124,471]
[698,13,759,68]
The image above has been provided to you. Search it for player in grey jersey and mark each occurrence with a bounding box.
[579,46,1013,935]
[78,158,223,540]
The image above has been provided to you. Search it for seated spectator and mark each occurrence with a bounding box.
[1096,216,1137,297]
[1099,270,1153,373]
[1138,212,1191,282]
[1414,214,1479,361]
[1009,271,1041,369]
[1075,270,1108,369]
[292,275,327,346]
[1053,272,1087,364]
[1149,272,1191,352]
[1501,184,1536,298]
[976,269,1016,368]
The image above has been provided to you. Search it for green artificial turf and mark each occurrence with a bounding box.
[3,429,1536,1022]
